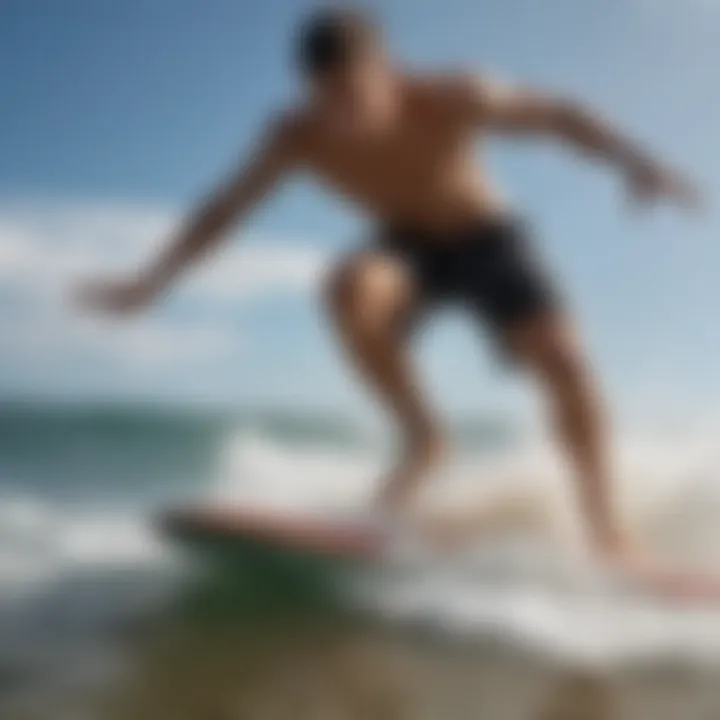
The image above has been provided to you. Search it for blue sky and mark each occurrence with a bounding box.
[1,0,718,425]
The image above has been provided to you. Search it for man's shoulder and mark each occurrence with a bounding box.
[404,70,495,111]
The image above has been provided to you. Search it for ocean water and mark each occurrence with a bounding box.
[2,403,720,718]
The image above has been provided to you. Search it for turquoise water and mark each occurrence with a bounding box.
[0,403,512,506]
[0,405,224,506]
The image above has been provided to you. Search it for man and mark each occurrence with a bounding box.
[80,9,700,578]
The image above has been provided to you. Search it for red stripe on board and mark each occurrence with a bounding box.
[160,506,383,560]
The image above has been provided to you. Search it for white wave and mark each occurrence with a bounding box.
[0,495,169,597]
[0,494,181,712]
[212,429,381,511]
[207,426,720,668]
[213,425,720,554]
[3,424,720,672]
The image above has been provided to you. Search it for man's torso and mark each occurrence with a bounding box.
[288,74,506,236]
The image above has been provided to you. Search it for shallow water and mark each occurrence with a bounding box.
[2,404,720,718]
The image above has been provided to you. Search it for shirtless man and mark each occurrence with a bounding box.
[80,9,700,574]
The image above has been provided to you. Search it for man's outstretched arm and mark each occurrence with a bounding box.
[458,74,701,211]
[79,116,301,313]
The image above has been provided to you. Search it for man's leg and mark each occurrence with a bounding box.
[325,251,443,511]
[504,314,621,554]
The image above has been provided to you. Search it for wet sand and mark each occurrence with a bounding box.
[101,618,586,720]
[42,612,715,720]
[5,606,720,720]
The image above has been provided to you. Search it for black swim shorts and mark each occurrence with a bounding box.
[383,215,562,333]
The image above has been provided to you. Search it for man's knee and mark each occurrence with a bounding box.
[324,253,415,329]
[510,317,585,380]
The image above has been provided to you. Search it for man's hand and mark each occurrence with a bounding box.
[75,275,161,315]
[460,73,705,214]
[625,160,703,213]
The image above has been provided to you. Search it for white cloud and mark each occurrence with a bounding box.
[185,243,328,303]
[0,201,330,392]
[0,201,329,304]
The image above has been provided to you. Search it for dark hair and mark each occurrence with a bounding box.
[296,7,380,76]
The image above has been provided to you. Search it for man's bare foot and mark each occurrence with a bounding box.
[374,428,445,514]
[599,543,720,603]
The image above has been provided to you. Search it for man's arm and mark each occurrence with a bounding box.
[80,115,302,313]
[456,74,700,210]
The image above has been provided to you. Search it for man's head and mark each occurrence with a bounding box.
[295,7,392,108]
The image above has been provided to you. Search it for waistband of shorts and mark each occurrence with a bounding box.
[380,212,522,249]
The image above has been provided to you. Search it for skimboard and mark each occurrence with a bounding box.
[159,505,385,562]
